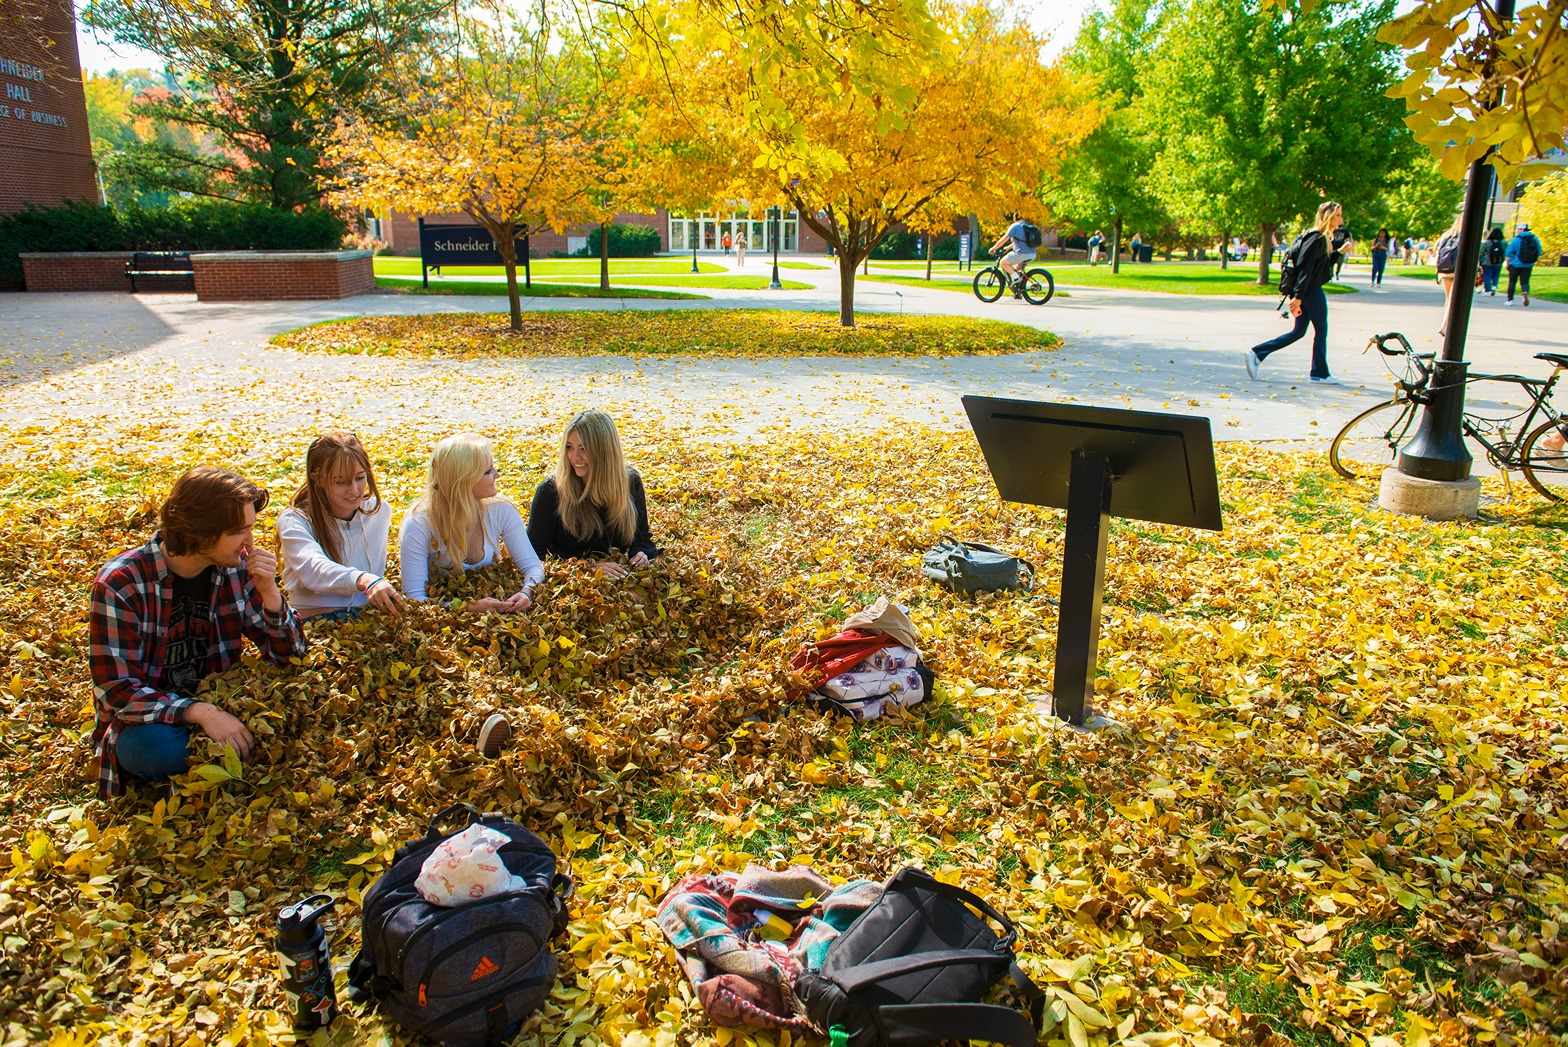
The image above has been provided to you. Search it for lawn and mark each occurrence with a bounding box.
[1395,264,1568,305]
[377,271,812,292]
[272,309,1062,359]
[4,420,1565,1045]
[864,260,1357,296]
[374,256,729,276]
[375,278,709,300]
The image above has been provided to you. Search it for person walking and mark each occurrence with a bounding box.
[1088,229,1104,266]
[1505,222,1544,307]
[734,231,747,267]
[1370,228,1391,285]
[1480,227,1505,296]
[721,231,733,257]
[1130,231,1143,263]
[1433,221,1463,336]
[1242,201,1347,385]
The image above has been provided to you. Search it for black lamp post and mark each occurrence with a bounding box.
[769,206,783,290]
[690,219,699,274]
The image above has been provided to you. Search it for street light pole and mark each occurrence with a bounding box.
[769,206,783,290]
[690,220,699,274]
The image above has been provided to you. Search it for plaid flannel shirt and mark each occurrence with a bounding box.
[89,533,305,799]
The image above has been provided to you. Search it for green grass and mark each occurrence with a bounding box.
[858,273,979,294]
[1395,264,1568,304]
[374,278,708,300]
[862,259,1356,296]
[374,256,727,276]
[776,261,831,270]
[378,271,810,292]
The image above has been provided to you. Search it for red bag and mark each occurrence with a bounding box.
[788,629,892,697]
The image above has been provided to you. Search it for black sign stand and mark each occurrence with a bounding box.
[962,396,1223,726]
[418,219,531,290]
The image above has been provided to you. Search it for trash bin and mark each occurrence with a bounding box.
[1139,244,1154,264]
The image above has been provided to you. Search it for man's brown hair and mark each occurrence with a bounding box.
[161,467,269,556]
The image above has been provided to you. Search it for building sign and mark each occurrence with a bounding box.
[417,220,530,288]
[0,54,70,128]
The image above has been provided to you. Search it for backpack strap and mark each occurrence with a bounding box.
[831,947,1015,993]
[874,1002,1039,1047]
[888,869,1017,947]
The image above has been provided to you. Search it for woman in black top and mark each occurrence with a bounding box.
[527,410,659,579]
[1244,200,1346,385]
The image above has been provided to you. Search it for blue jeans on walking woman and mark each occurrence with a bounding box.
[1370,249,1388,284]
[1253,285,1330,379]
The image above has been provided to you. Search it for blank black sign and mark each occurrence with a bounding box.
[962,396,1223,530]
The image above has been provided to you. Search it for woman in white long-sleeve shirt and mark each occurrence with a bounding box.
[277,432,406,621]
[400,433,543,613]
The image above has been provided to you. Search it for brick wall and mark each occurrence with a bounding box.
[191,251,375,300]
[20,252,134,291]
[1,0,98,216]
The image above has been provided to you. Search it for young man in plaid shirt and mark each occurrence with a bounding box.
[89,466,306,798]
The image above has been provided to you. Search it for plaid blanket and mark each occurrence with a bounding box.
[657,865,882,1031]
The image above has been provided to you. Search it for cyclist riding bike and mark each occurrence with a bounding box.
[989,217,1037,295]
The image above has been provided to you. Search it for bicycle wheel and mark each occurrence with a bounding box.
[1520,417,1568,501]
[1020,268,1055,305]
[973,267,1005,303]
[1329,398,1421,480]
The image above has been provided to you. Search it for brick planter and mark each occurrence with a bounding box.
[190,250,375,301]
[20,252,136,292]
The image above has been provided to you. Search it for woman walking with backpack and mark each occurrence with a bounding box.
[1480,228,1506,295]
[1506,223,1544,306]
[1434,221,1462,336]
[1243,201,1347,385]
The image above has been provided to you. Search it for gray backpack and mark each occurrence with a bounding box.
[348,804,572,1046]
[922,537,1033,593]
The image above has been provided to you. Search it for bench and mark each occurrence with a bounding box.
[125,251,195,292]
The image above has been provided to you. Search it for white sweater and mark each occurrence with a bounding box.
[399,499,544,602]
[276,500,393,615]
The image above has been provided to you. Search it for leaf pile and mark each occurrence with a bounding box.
[269,309,1062,359]
[2,422,1567,1047]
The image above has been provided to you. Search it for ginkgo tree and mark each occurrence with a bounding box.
[329,0,614,331]
[633,0,1099,326]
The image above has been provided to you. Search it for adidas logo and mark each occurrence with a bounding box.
[470,955,500,981]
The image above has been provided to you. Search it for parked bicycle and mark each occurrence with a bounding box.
[1328,332,1568,500]
[972,251,1054,305]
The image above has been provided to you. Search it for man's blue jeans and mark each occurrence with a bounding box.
[117,723,193,781]
[1253,285,1331,379]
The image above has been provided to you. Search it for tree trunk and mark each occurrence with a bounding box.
[925,234,933,280]
[1112,215,1123,274]
[488,220,523,333]
[838,252,859,326]
[1220,227,1230,270]
[599,222,610,291]
[1256,220,1276,285]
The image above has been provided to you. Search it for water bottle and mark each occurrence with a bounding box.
[276,893,338,1029]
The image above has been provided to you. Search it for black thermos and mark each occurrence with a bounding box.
[276,893,338,1029]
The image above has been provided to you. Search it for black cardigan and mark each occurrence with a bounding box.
[527,469,660,562]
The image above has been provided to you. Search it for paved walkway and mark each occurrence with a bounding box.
[2,260,1563,451]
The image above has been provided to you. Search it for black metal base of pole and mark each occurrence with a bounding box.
[690,245,699,274]
[1397,360,1474,481]
[1050,449,1112,725]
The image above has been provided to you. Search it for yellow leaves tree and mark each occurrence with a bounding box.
[635,0,1099,326]
[1377,0,1568,186]
[1518,168,1568,257]
[329,0,616,331]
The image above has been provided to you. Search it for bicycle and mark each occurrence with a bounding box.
[1328,331,1568,501]
[972,251,1055,305]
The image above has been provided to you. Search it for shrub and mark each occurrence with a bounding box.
[569,223,662,258]
[0,200,348,283]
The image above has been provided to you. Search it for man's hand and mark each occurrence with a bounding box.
[247,547,283,613]
[186,701,254,760]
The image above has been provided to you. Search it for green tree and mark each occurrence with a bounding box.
[1042,0,1170,273]
[1367,153,1464,240]
[1142,0,1407,284]
[81,0,453,208]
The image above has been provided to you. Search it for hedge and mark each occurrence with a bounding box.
[0,200,348,283]
[568,223,662,258]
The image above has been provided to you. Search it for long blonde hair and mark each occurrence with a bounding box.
[554,410,635,544]
[411,434,497,570]
[1314,201,1343,238]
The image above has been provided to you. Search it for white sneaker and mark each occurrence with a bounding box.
[1505,298,1516,306]
[478,713,512,759]
[1310,375,1341,385]
[1243,349,1260,380]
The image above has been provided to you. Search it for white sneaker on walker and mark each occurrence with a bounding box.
[1243,350,1260,380]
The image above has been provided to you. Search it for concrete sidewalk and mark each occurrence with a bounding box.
[2,259,1563,449]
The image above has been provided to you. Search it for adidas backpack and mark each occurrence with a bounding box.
[348,803,573,1047]
[1276,229,1321,298]
[793,867,1043,1047]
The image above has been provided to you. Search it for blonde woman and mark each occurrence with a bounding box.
[277,432,404,622]
[528,410,659,580]
[399,434,543,612]
[1243,200,1347,384]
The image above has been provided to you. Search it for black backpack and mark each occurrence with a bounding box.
[1518,233,1541,265]
[1435,235,1460,274]
[793,867,1043,1047]
[348,804,573,1047]
[1020,223,1043,249]
[1276,230,1320,298]
[1486,239,1507,266]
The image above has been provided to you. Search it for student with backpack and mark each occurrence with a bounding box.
[1243,201,1347,384]
[1505,222,1544,306]
[1434,222,1462,335]
[1480,228,1506,295]
[987,216,1042,293]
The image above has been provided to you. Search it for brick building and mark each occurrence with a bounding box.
[0,0,97,216]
